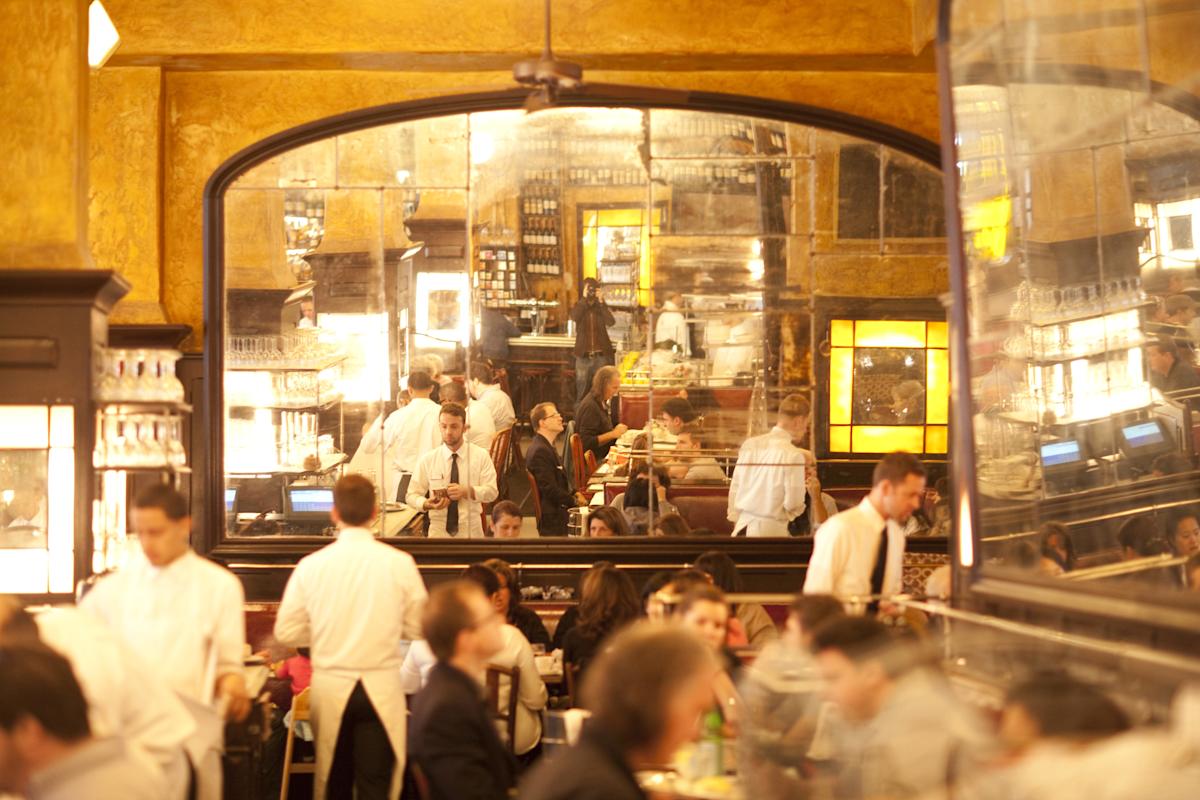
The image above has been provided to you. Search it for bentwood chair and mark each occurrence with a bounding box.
[485,664,522,753]
[568,433,587,492]
[563,661,583,708]
[526,469,543,522]
[279,687,314,800]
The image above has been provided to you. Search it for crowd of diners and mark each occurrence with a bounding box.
[1,458,1197,800]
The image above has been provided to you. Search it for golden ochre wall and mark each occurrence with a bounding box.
[145,69,943,345]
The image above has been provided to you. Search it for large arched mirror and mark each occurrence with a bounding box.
[207,92,949,550]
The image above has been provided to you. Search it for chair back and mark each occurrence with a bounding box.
[279,686,314,800]
[569,433,587,492]
[292,686,311,721]
[525,469,543,521]
[564,661,583,708]
[490,427,512,476]
[583,450,598,476]
[485,664,522,753]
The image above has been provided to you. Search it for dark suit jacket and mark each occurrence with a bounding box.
[408,662,516,800]
[527,433,572,536]
[520,725,644,800]
[574,393,617,460]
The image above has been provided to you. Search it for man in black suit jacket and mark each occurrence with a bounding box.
[526,402,580,536]
[409,581,517,800]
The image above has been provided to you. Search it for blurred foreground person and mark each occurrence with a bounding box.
[0,643,165,799]
[739,595,846,787]
[810,617,993,800]
[408,581,516,800]
[520,624,720,800]
[0,598,193,798]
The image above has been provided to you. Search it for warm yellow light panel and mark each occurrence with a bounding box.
[852,425,925,453]
[854,320,927,348]
[0,406,50,449]
[829,425,852,453]
[829,347,854,424]
[0,551,49,594]
[830,319,854,348]
[926,349,949,424]
[927,321,949,349]
[925,426,948,453]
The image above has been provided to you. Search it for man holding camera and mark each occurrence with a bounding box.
[570,277,616,404]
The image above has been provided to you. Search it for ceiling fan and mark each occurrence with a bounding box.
[512,0,583,111]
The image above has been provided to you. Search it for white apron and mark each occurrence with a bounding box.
[735,512,791,537]
[310,667,409,800]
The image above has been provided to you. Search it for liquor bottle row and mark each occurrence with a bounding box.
[663,118,755,142]
[527,257,561,276]
[653,163,794,186]
[567,168,644,186]
[522,168,562,184]
[522,218,560,246]
[522,195,559,215]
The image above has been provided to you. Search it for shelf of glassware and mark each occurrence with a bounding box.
[998,345,1154,428]
[1002,309,1145,364]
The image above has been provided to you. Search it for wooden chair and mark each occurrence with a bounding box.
[563,661,583,708]
[490,427,512,478]
[583,450,598,477]
[568,433,587,492]
[279,687,314,800]
[525,469,543,521]
[485,664,522,753]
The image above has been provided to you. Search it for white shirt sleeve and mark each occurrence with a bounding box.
[274,563,311,647]
[405,451,432,509]
[400,640,434,694]
[513,635,549,712]
[783,449,808,520]
[727,444,747,523]
[473,449,499,505]
[399,556,428,642]
[804,521,844,595]
[214,571,247,681]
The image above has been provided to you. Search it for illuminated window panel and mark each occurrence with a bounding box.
[830,425,852,453]
[926,349,950,424]
[830,319,855,348]
[927,321,949,349]
[829,347,854,424]
[853,320,927,348]
[852,425,926,453]
[925,425,949,454]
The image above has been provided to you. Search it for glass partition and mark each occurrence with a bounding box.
[946,0,1200,595]
[217,103,948,542]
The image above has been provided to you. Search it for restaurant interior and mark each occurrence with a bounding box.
[2,0,1200,798]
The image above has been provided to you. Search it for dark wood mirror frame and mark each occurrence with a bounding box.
[200,84,952,598]
[936,0,1200,655]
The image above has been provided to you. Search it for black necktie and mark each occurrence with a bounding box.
[446,453,460,535]
[869,526,889,600]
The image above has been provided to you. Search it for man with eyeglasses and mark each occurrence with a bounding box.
[408,580,517,800]
[526,402,584,537]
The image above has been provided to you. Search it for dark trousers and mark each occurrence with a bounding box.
[575,354,612,404]
[327,681,394,800]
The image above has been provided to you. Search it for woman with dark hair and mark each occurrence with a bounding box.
[694,550,779,647]
[551,561,614,651]
[611,462,650,510]
[651,513,690,537]
[588,506,631,537]
[1039,522,1077,572]
[621,467,680,535]
[562,567,641,680]
[484,557,550,650]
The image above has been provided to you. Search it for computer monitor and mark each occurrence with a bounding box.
[1040,438,1086,470]
[224,487,237,513]
[1117,418,1176,463]
[286,487,335,520]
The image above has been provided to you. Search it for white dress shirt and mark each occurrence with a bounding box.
[399,624,548,755]
[275,527,427,673]
[727,426,807,536]
[655,301,690,354]
[379,397,443,474]
[477,384,516,432]
[465,399,497,450]
[803,496,906,606]
[406,442,498,538]
[35,607,194,799]
[82,550,246,706]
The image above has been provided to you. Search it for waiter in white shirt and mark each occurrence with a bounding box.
[407,402,499,538]
[468,361,517,431]
[727,394,810,536]
[81,485,249,800]
[274,474,428,800]
[0,598,194,799]
[803,452,927,612]
[655,291,690,355]
[440,380,497,449]
[351,371,442,501]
